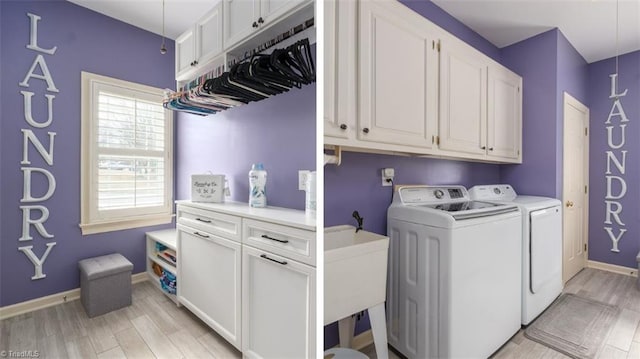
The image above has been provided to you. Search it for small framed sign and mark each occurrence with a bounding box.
[191,174,225,203]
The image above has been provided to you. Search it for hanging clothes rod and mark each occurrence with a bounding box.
[227,17,314,69]
[181,64,226,92]
[179,17,314,93]
[164,36,315,116]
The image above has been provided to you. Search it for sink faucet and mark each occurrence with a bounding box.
[352,211,364,233]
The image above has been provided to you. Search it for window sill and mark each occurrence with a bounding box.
[79,214,174,235]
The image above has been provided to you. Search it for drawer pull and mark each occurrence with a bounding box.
[261,234,289,243]
[260,254,287,265]
[196,217,212,223]
[193,231,210,238]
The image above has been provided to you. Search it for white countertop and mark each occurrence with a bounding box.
[175,200,316,231]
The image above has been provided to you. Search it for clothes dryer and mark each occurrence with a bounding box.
[469,184,563,325]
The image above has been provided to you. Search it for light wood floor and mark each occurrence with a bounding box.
[0,281,241,359]
[359,268,640,359]
[1,268,638,358]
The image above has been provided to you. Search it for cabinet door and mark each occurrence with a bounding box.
[196,3,223,66]
[439,39,488,156]
[324,0,356,140]
[177,226,241,350]
[487,65,522,162]
[175,28,195,78]
[359,0,438,149]
[260,0,307,24]
[223,0,260,50]
[242,246,315,359]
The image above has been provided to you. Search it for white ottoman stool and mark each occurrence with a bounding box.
[78,253,133,317]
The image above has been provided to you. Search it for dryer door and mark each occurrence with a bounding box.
[530,207,562,293]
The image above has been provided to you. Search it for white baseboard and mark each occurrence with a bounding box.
[0,272,148,320]
[587,260,638,277]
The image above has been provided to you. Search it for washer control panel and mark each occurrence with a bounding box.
[468,185,517,201]
[398,186,469,204]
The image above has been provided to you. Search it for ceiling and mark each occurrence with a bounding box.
[67,0,219,40]
[68,0,640,63]
[431,0,640,63]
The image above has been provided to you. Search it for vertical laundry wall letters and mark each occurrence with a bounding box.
[17,13,58,279]
[603,73,629,253]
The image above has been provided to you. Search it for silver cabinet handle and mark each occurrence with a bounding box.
[261,234,288,243]
[260,254,287,265]
[193,231,210,238]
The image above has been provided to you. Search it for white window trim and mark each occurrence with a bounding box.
[79,71,173,235]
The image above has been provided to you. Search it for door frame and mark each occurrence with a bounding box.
[562,92,590,283]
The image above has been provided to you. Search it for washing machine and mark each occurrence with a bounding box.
[387,185,522,359]
[469,184,563,325]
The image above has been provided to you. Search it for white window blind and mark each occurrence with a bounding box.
[80,72,173,235]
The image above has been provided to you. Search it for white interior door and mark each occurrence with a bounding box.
[562,92,589,283]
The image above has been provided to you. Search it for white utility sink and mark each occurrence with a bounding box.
[324,225,390,325]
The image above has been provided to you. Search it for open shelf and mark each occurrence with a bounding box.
[146,229,179,306]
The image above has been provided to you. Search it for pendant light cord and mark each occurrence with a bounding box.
[160,0,167,54]
[615,0,619,92]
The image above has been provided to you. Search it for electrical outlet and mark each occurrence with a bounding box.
[381,168,395,186]
[298,170,310,190]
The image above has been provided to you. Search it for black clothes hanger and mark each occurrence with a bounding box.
[164,19,315,115]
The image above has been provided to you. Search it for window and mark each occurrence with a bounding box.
[80,72,173,235]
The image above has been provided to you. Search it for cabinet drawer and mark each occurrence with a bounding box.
[177,205,241,242]
[242,219,315,266]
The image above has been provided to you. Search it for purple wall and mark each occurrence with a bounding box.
[324,0,503,348]
[0,0,175,306]
[324,153,501,231]
[399,0,501,62]
[587,51,640,268]
[499,30,559,198]
[175,81,316,209]
[500,29,588,199]
[555,31,589,197]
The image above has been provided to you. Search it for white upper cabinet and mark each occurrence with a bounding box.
[223,0,309,51]
[439,38,488,156]
[487,64,522,162]
[261,0,304,23]
[196,5,224,67]
[324,0,356,141]
[358,0,438,149]
[176,2,223,81]
[223,0,260,50]
[175,28,196,78]
[324,0,523,164]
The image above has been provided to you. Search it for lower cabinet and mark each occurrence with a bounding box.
[242,245,316,359]
[176,202,316,358]
[177,223,242,350]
